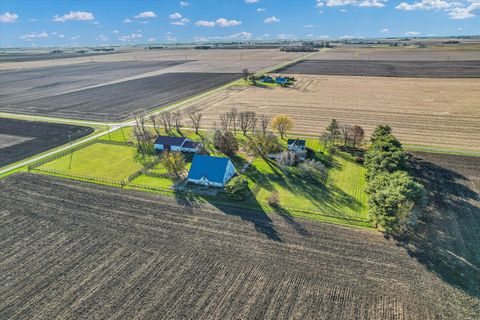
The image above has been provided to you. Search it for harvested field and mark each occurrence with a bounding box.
[0,48,304,71]
[307,44,480,61]
[0,118,93,167]
[0,61,186,103]
[275,60,480,78]
[0,51,120,63]
[0,72,240,121]
[182,75,480,151]
[0,173,478,319]
[407,152,480,298]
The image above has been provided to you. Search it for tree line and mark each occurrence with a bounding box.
[364,125,426,234]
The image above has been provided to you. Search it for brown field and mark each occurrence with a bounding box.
[306,44,480,61]
[1,172,478,319]
[181,75,480,151]
[0,48,304,71]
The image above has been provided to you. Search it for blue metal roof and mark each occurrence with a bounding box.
[187,155,231,184]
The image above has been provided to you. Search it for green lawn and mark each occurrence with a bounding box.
[129,174,174,189]
[40,143,143,181]
[240,141,369,226]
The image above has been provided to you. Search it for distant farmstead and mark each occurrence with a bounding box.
[154,136,202,153]
[187,155,236,187]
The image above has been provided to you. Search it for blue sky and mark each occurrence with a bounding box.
[0,0,478,47]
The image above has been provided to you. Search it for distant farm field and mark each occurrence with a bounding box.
[0,118,93,168]
[1,172,477,319]
[182,75,480,151]
[0,72,240,121]
[275,60,480,78]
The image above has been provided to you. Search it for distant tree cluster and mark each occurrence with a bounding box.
[364,125,426,234]
[320,119,364,149]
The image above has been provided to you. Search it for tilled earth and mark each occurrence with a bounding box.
[275,60,480,78]
[0,72,240,121]
[0,118,93,167]
[1,173,478,319]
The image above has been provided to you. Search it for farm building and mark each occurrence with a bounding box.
[187,155,236,187]
[288,138,307,160]
[154,136,202,153]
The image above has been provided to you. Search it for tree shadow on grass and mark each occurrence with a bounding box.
[396,154,480,299]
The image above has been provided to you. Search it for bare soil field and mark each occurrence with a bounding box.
[0,48,304,71]
[0,118,93,167]
[0,173,478,319]
[275,60,480,78]
[0,61,186,103]
[307,44,480,61]
[0,72,240,121]
[0,51,121,63]
[407,152,480,299]
[182,75,480,151]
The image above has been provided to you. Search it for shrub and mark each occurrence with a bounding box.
[224,176,249,199]
[298,159,326,180]
[267,192,280,207]
[276,151,297,167]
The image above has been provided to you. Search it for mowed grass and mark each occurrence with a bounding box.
[40,143,143,181]
[130,174,173,189]
[245,153,367,224]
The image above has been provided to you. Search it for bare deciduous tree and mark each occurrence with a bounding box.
[229,108,238,134]
[219,112,230,132]
[341,124,352,146]
[150,114,161,135]
[159,112,172,133]
[260,114,270,137]
[350,125,365,148]
[188,111,202,134]
[239,111,256,135]
[172,110,183,133]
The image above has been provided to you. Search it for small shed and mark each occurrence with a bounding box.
[187,155,236,187]
[154,136,201,153]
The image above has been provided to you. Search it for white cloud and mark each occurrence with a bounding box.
[194,31,253,41]
[70,35,80,40]
[449,2,480,19]
[395,0,451,10]
[112,30,119,34]
[381,28,389,33]
[171,18,190,25]
[277,33,296,39]
[340,35,356,39]
[148,37,156,42]
[257,8,266,12]
[165,34,177,42]
[92,21,100,25]
[195,20,216,27]
[20,31,49,39]
[123,18,132,23]
[216,18,242,27]
[245,0,259,3]
[317,0,386,7]
[0,12,18,23]
[119,33,142,41]
[359,0,385,7]
[318,35,330,38]
[169,12,182,19]
[53,11,94,22]
[134,11,157,19]
[303,24,314,28]
[229,31,252,39]
[405,31,420,35]
[194,18,241,27]
[96,34,109,41]
[264,16,280,23]
[180,1,190,7]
